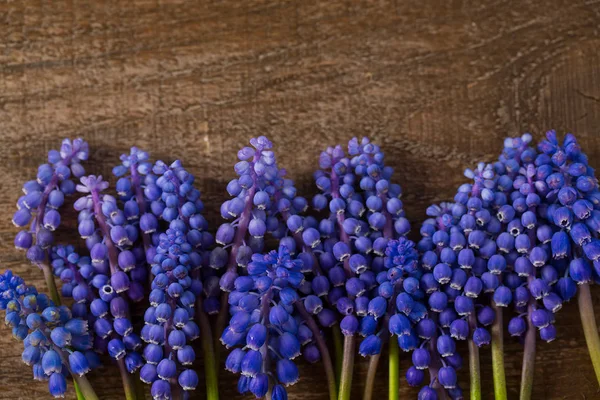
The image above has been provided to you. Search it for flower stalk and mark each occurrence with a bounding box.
[296,303,337,400]
[520,277,536,400]
[578,282,600,385]
[41,263,61,305]
[196,299,219,400]
[491,303,507,400]
[338,335,356,400]
[72,375,100,400]
[468,313,482,400]
[363,353,380,400]
[388,339,399,400]
[117,358,137,400]
[332,324,343,385]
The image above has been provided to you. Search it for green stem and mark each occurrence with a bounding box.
[338,335,355,400]
[117,358,137,400]
[214,291,229,367]
[363,353,380,400]
[72,375,99,400]
[197,305,219,400]
[578,282,600,385]
[41,264,61,305]
[332,325,343,386]
[389,338,399,400]
[468,314,481,400]
[74,380,85,400]
[520,278,536,400]
[134,372,146,400]
[491,303,507,400]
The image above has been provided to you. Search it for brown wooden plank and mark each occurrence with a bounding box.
[1,0,600,398]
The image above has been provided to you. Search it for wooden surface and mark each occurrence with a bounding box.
[1,0,600,399]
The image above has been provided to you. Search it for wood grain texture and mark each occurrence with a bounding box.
[1,0,600,398]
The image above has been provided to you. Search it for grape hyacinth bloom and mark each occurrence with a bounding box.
[112,147,158,275]
[223,245,308,399]
[529,131,600,390]
[142,159,217,399]
[213,137,301,360]
[310,137,410,400]
[74,175,144,399]
[141,228,202,397]
[417,197,498,399]
[13,138,89,304]
[0,270,98,399]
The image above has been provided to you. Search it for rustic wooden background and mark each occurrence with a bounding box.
[1,0,600,399]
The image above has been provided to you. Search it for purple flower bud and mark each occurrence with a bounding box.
[437,334,456,357]
[143,343,163,364]
[540,324,557,342]
[481,272,499,293]
[225,348,246,373]
[151,379,171,399]
[584,240,600,262]
[48,373,67,398]
[272,385,288,400]
[179,369,199,391]
[14,231,33,250]
[175,345,194,366]
[450,319,469,340]
[473,327,491,346]
[493,286,512,307]
[26,245,45,263]
[551,231,570,259]
[108,338,126,359]
[302,228,321,248]
[412,348,430,369]
[241,350,262,378]
[317,309,337,328]
[569,258,592,283]
[428,291,448,312]
[69,351,91,376]
[454,296,474,316]
[349,254,368,274]
[416,318,436,339]
[140,363,158,383]
[406,366,425,387]
[557,277,577,301]
[359,334,382,356]
[418,386,438,400]
[269,305,290,326]
[336,297,355,316]
[249,373,269,398]
[531,309,552,329]
[220,271,238,292]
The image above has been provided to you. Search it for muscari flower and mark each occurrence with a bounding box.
[112,146,159,269]
[74,175,149,365]
[223,245,309,399]
[140,159,213,395]
[0,270,97,398]
[141,227,202,394]
[309,138,410,349]
[13,139,89,266]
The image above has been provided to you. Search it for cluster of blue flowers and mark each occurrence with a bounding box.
[1,270,99,398]
[5,133,600,400]
[71,175,148,368]
[139,159,213,397]
[212,137,302,293]
[494,132,600,340]
[305,137,411,370]
[13,139,89,264]
[112,147,159,270]
[223,245,309,400]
